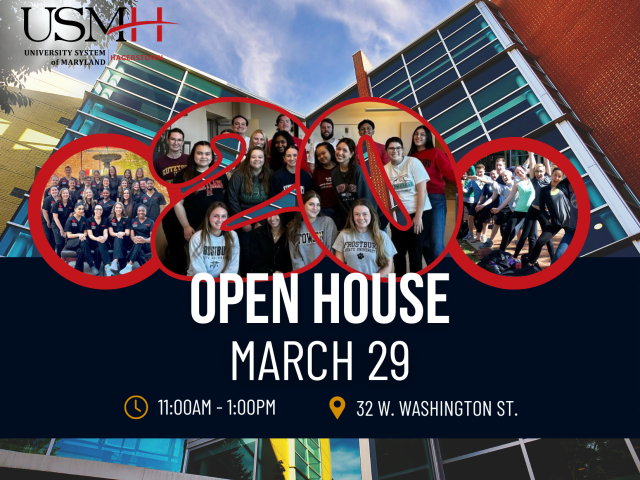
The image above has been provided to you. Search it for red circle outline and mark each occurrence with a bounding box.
[448,137,590,289]
[28,134,161,290]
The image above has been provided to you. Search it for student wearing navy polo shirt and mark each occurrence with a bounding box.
[64,203,99,275]
[97,189,115,219]
[45,175,59,197]
[107,202,131,272]
[120,205,154,274]
[90,170,102,191]
[59,166,77,190]
[41,185,59,250]
[139,179,166,221]
[86,204,113,276]
[52,188,75,256]
[67,178,81,204]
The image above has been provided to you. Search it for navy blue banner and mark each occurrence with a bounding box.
[1,257,637,437]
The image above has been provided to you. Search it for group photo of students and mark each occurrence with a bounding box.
[39,148,169,276]
[154,100,458,278]
[459,150,578,274]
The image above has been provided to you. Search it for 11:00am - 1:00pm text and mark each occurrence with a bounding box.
[158,399,275,415]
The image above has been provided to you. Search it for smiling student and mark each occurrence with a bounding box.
[188,202,240,277]
[52,188,75,256]
[333,199,396,276]
[119,205,154,274]
[64,203,98,275]
[86,203,113,276]
[107,202,131,273]
[312,142,339,224]
[249,213,292,275]
[139,179,166,221]
[270,145,313,196]
[287,190,337,270]
[153,127,189,183]
[384,137,430,274]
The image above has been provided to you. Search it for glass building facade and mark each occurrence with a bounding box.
[2,0,639,257]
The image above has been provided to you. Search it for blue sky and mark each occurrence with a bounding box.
[330,438,362,480]
[57,0,469,115]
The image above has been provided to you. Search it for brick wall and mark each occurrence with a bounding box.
[492,0,640,199]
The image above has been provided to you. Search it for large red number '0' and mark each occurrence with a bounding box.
[449,137,591,290]
[28,134,160,290]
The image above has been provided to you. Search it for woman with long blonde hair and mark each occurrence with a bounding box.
[188,202,239,277]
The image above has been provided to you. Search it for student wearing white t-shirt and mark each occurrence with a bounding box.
[333,199,396,276]
[188,202,240,277]
[383,137,431,275]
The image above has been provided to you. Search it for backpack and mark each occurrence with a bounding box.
[478,249,515,275]
[456,222,469,239]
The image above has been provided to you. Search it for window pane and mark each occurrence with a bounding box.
[529,126,569,152]
[440,6,481,38]
[583,176,606,209]
[489,107,551,139]
[561,149,586,175]
[382,80,414,103]
[370,58,406,88]
[295,452,308,475]
[52,438,186,472]
[295,439,307,459]
[59,130,83,148]
[415,69,458,104]
[481,88,540,131]
[101,68,177,107]
[404,34,441,63]
[422,86,467,120]
[80,99,161,137]
[180,84,216,104]
[375,439,431,477]
[186,73,238,97]
[407,44,447,77]
[430,100,475,134]
[111,60,180,93]
[95,82,170,122]
[457,40,504,76]
[187,438,256,480]
[525,439,640,480]
[439,439,518,460]
[452,135,487,162]
[411,57,452,92]
[443,116,485,152]
[307,439,320,458]
[0,438,50,454]
[472,70,526,111]
[444,17,488,51]
[443,444,530,480]
[465,55,517,94]
[450,29,497,65]
[582,207,627,254]
[173,98,195,114]
[73,114,153,144]
[373,69,410,97]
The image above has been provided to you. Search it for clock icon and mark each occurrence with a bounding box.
[124,395,148,420]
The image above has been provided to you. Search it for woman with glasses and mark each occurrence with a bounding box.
[384,137,431,275]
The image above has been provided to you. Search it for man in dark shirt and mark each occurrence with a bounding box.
[140,179,166,221]
[153,128,189,183]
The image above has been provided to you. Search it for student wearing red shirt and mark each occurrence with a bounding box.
[408,125,455,264]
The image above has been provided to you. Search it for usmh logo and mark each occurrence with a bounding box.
[21,7,177,43]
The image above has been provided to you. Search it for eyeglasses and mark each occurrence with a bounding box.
[387,147,403,152]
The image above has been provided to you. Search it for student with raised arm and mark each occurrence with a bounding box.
[513,152,554,259]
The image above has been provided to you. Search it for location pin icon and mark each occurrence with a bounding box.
[330,396,345,419]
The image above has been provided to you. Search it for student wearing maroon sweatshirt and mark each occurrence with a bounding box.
[408,125,456,263]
